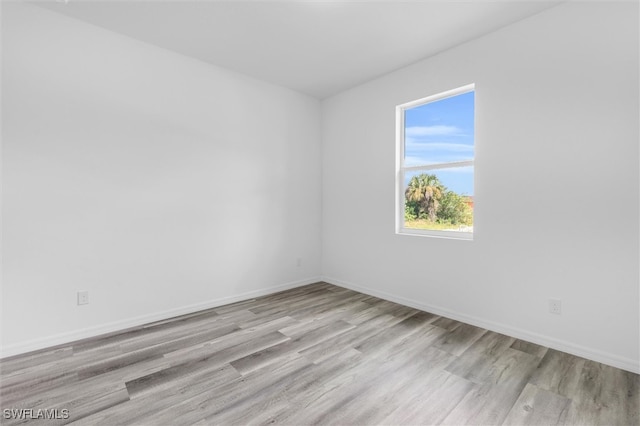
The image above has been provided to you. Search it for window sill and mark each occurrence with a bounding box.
[397,228,473,241]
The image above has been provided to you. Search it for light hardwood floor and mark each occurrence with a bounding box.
[1,282,638,425]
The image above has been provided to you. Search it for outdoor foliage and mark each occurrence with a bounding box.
[404,173,472,226]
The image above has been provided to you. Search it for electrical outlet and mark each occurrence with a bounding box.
[296,257,302,267]
[549,298,561,315]
[77,291,89,305]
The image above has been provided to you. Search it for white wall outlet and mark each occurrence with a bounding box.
[296,257,302,267]
[549,298,561,315]
[77,291,89,305]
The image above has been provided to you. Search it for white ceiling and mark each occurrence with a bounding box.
[32,0,563,99]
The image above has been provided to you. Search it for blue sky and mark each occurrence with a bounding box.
[404,91,474,195]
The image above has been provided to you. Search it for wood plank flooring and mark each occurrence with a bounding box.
[1,282,638,425]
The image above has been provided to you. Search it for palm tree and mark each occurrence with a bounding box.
[405,174,444,221]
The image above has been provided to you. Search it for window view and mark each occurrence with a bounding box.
[397,85,475,238]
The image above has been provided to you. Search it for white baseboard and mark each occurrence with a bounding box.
[0,276,321,359]
[322,276,640,374]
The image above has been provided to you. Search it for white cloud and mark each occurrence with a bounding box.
[405,141,473,153]
[405,125,461,137]
[404,156,474,167]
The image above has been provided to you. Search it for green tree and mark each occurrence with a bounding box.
[404,173,473,226]
[437,190,472,226]
[404,174,444,222]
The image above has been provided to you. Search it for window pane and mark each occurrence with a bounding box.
[403,167,474,232]
[404,91,474,167]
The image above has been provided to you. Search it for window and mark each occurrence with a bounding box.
[396,84,475,240]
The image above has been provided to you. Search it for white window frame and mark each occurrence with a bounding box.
[395,84,475,241]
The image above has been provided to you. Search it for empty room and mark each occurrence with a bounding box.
[1,0,638,424]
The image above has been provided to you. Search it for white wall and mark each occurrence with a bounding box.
[1,2,322,356]
[321,1,639,372]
